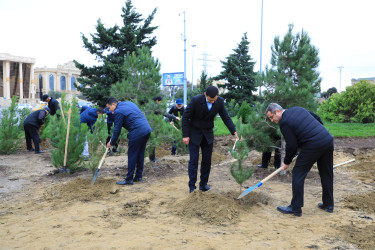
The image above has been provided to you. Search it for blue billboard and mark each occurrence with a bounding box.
[162,72,184,86]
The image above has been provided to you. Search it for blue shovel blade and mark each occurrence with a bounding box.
[91,169,100,185]
[237,182,263,199]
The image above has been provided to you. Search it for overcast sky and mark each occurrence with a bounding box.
[1,0,374,92]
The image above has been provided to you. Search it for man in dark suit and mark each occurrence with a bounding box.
[42,94,60,117]
[23,107,50,154]
[266,103,334,217]
[182,86,239,193]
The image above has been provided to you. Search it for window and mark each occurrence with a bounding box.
[60,76,66,90]
[71,76,76,91]
[49,74,54,90]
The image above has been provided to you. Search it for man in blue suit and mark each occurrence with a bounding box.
[80,106,104,158]
[106,97,152,185]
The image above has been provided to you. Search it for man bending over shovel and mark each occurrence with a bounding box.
[266,103,334,217]
[106,97,152,185]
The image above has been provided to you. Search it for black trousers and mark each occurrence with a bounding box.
[24,124,40,151]
[188,136,213,189]
[291,144,334,208]
[262,149,281,168]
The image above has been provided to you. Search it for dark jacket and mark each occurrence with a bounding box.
[153,103,176,121]
[48,98,60,116]
[105,107,115,124]
[168,105,184,121]
[23,110,48,128]
[80,107,99,131]
[110,101,152,144]
[280,107,333,164]
[182,94,236,145]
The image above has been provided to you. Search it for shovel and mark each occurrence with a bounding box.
[237,158,356,199]
[60,108,71,173]
[91,144,109,185]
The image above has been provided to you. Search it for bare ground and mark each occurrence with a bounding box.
[0,136,375,249]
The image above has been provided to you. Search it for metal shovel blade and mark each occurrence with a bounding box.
[237,182,263,199]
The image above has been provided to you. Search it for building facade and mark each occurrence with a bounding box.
[351,77,375,85]
[34,61,81,101]
[0,53,36,106]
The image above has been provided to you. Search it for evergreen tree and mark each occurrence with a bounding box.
[261,24,321,110]
[110,46,161,105]
[0,96,25,154]
[49,95,87,173]
[214,33,258,106]
[199,70,213,93]
[74,0,158,107]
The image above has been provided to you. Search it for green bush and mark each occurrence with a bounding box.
[318,80,375,123]
[0,96,24,154]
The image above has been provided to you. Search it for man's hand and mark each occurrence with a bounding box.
[234,132,239,141]
[170,121,174,125]
[183,137,190,145]
[176,117,181,121]
[281,163,289,170]
[106,142,112,148]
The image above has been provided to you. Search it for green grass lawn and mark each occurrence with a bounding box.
[214,117,375,138]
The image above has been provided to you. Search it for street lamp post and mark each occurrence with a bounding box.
[259,0,264,96]
[183,11,187,106]
[191,44,196,91]
[338,66,344,92]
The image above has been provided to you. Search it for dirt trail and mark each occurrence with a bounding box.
[1,136,375,249]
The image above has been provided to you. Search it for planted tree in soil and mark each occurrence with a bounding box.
[0,96,26,154]
[229,130,253,194]
[48,95,87,173]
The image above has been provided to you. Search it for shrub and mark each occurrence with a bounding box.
[318,80,375,123]
[0,96,24,154]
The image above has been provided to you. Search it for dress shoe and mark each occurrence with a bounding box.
[34,150,45,154]
[199,185,211,192]
[107,151,114,156]
[257,164,268,168]
[277,205,302,217]
[189,187,196,193]
[116,179,134,185]
[150,158,159,162]
[28,148,34,152]
[133,177,142,182]
[318,203,334,213]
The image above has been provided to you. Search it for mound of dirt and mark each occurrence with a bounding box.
[173,190,270,226]
[43,178,119,203]
[173,191,242,226]
[344,191,375,214]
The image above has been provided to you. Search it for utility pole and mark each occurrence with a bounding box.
[338,66,344,92]
[259,0,264,96]
[183,11,187,106]
[191,44,196,91]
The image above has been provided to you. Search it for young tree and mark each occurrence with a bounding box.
[74,0,158,107]
[261,24,321,111]
[214,33,258,106]
[0,96,25,154]
[110,46,161,105]
[48,95,87,173]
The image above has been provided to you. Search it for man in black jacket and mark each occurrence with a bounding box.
[168,99,184,155]
[23,107,50,154]
[42,94,60,117]
[182,86,239,193]
[266,103,334,216]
